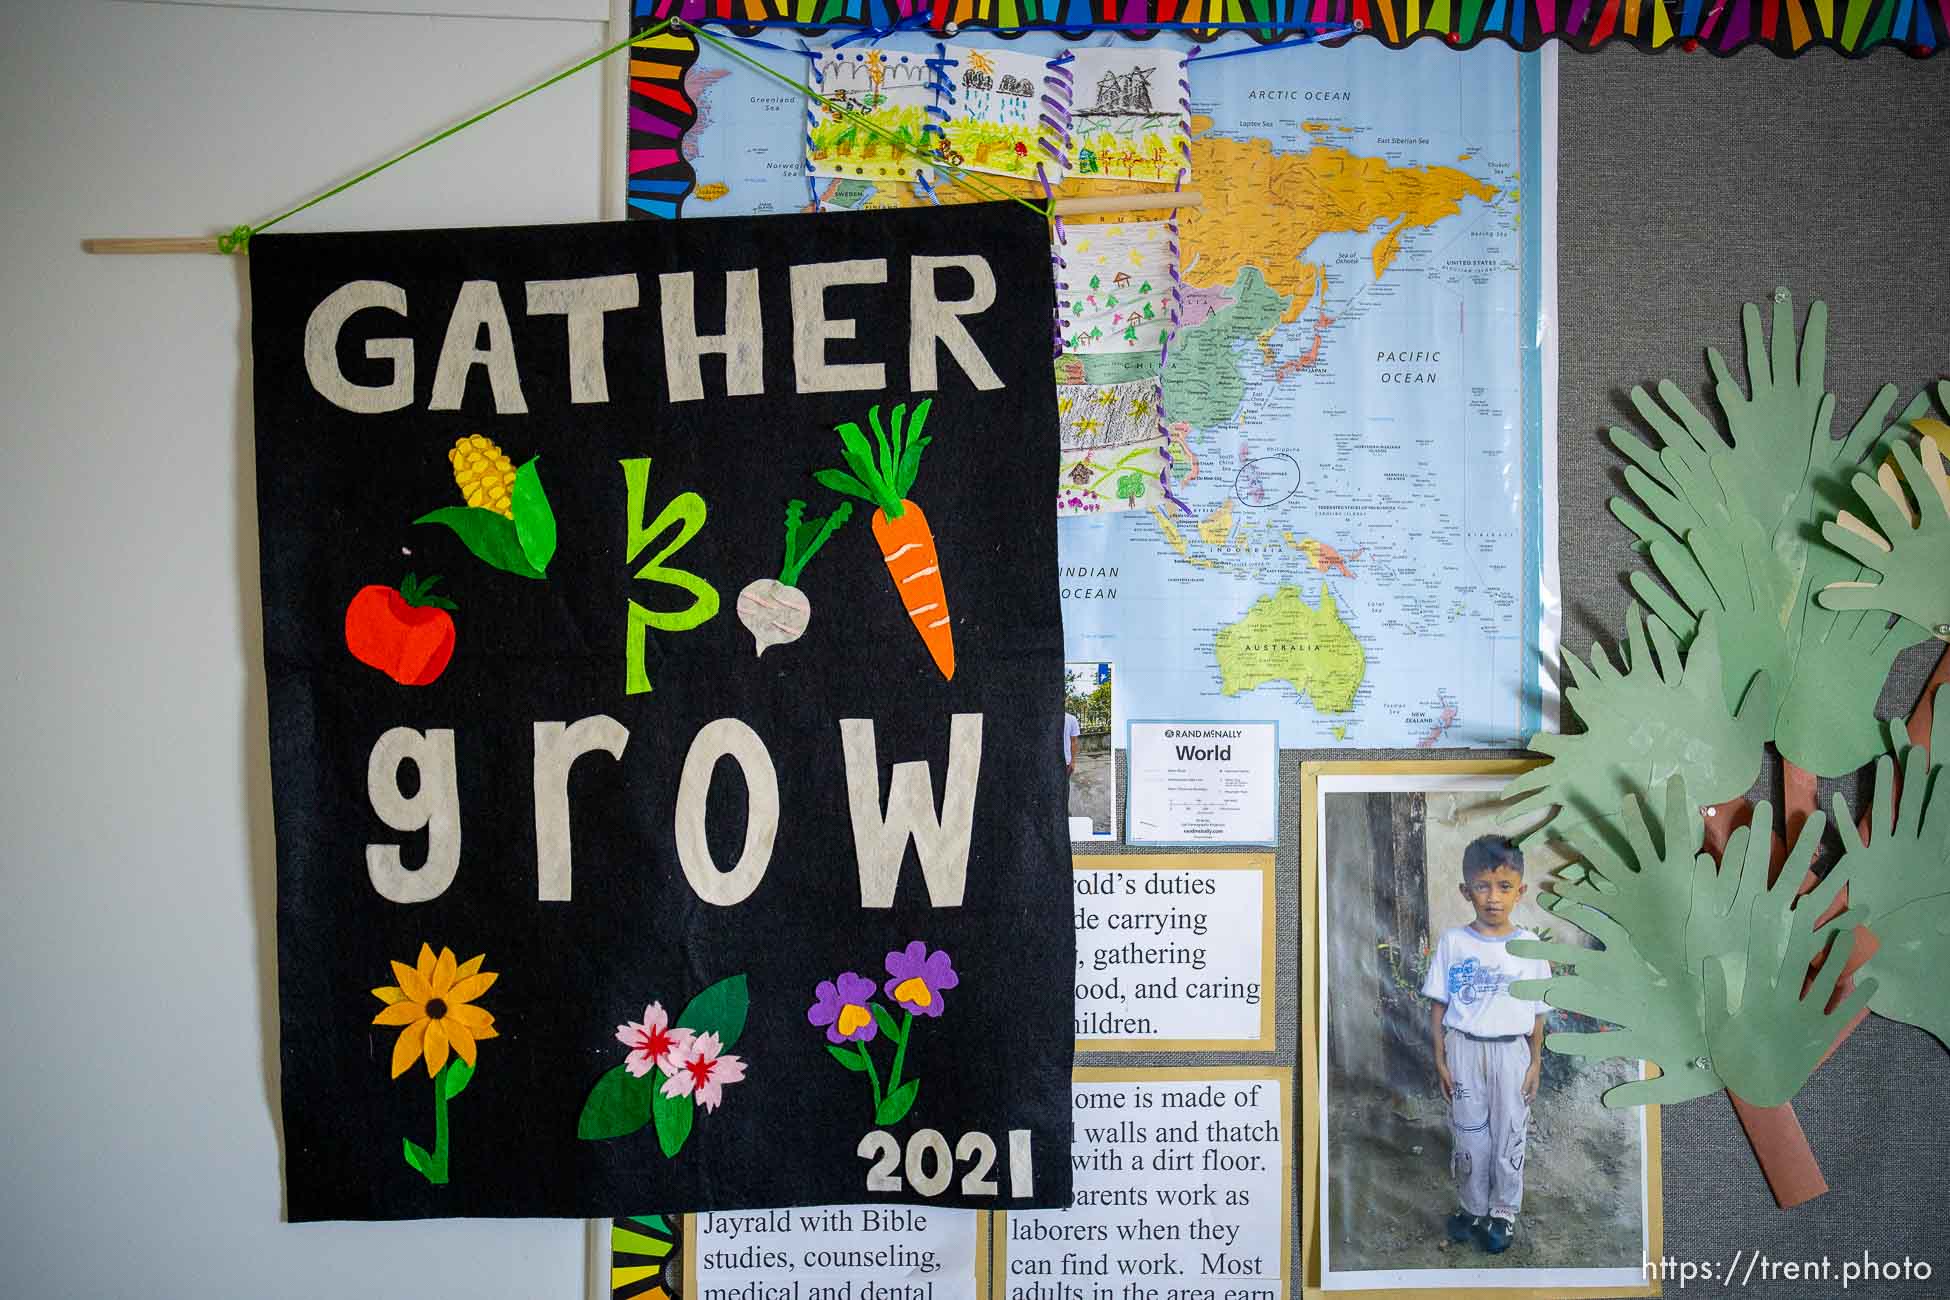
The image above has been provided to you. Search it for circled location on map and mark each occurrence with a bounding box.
[1232,454,1302,509]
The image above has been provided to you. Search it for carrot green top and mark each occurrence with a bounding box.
[814,399,933,520]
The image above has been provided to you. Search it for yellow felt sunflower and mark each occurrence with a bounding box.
[372,943,499,1079]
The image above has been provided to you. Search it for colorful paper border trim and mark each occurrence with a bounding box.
[635,0,1941,62]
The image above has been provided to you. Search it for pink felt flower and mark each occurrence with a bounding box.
[660,1032,746,1113]
[615,1001,695,1079]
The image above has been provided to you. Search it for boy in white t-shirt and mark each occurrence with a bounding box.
[1420,835,1550,1256]
[1063,712,1082,776]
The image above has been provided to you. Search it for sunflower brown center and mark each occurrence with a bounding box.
[426,998,449,1020]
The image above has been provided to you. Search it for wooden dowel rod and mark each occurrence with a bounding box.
[83,237,225,255]
[83,190,1207,253]
[1050,189,1203,217]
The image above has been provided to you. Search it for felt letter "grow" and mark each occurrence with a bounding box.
[363,713,982,908]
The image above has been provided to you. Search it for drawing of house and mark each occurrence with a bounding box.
[1090,67,1154,115]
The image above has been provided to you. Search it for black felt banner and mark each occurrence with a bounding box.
[249,204,1072,1221]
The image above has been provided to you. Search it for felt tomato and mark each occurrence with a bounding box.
[344,574,458,686]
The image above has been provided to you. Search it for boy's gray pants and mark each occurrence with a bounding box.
[1445,1027,1530,1221]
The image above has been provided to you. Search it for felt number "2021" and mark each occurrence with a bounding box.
[857,1129,1033,1198]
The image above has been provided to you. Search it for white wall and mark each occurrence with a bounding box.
[0,3,615,1294]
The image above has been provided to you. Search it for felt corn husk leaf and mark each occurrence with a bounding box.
[416,436,557,580]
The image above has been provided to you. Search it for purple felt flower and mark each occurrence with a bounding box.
[883,941,959,1018]
[808,972,879,1044]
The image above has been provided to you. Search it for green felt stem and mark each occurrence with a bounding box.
[857,1040,884,1113]
[886,1009,913,1098]
[778,500,852,587]
[430,1062,452,1185]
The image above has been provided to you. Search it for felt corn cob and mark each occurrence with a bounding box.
[448,435,517,518]
[417,436,556,580]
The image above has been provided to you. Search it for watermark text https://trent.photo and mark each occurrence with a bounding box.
[1645,1250,1935,1288]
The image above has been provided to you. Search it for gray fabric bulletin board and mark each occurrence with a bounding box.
[1549,49,1950,1298]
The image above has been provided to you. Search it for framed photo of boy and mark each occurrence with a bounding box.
[1300,761,1663,1297]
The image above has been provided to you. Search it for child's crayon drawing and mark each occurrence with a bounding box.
[1066,49,1188,186]
[806,48,936,186]
[935,45,1057,182]
[1057,220,1174,354]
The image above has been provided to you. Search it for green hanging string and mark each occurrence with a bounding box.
[676,20,1054,222]
[221,18,680,253]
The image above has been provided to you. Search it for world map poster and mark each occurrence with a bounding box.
[632,34,1560,750]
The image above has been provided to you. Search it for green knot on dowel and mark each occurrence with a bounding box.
[217,224,254,255]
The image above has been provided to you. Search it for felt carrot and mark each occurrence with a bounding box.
[814,399,955,681]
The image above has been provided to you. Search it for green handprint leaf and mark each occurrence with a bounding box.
[1605,292,1933,776]
[1704,913,1875,1110]
[1502,606,1769,842]
[1514,778,1855,1111]
[1859,898,1950,1046]
[1828,701,1950,1047]
[1507,778,1724,1107]
[1773,600,1927,777]
[1817,429,1950,635]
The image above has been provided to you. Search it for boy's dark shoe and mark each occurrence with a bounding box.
[1480,1216,1514,1254]
[1446,1212,1481,1243]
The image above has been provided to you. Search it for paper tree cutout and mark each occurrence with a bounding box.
[1510,777,1870,1111]
[1818,421,1950,636]
[1501,606,1769,840]
[1606,290,1936,776]
[1828,703,1950,1048]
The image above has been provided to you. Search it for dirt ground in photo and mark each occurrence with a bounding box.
[1324,1054,1645,1274]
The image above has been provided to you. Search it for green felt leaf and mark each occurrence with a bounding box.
[511,457,557,574]
[676,974,748,1050]
[651,1078,694,1158]
[870,1001,905,1043]
[1605,292,1935,775]
[875,1079,920,1126]
[814,468,877,505]
[402,1138,433,1176]
[1817,434,1950,634]
[441,1057,474,1100]
[895,398,933,498]
[836,421,888,502]
[414,506,545,580]
[827,1043,871,1072]
[1502,606,1769,842]
[577,1064,654,1140]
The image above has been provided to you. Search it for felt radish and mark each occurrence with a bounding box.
[737,499,852,655]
